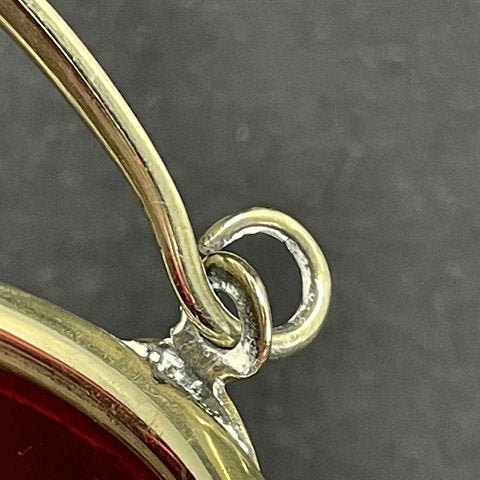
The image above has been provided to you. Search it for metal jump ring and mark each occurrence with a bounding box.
[173,250,273,380]
[199,207,332,359]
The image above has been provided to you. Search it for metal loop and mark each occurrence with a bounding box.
[199,207,332,359]
[172,251,272,380]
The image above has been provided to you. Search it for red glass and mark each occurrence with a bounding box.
[0,368,161,479]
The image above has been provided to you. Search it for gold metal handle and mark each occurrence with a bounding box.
[0,0,240,347]
[0,0,331,358]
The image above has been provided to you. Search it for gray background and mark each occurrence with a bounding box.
[1,1,480,478]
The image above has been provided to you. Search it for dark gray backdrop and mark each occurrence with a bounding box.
[1,1,480,478]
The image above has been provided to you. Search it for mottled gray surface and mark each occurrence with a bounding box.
[1,1,480,478]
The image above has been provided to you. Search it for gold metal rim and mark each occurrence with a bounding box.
[0,283,264,480]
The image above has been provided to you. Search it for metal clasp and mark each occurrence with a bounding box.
[125,207,331,462]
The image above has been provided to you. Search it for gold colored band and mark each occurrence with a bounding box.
[0,282,264,479]
[0,0,240,347]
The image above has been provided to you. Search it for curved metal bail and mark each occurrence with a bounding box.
[0,0,240,347]
[0,0,332,359]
